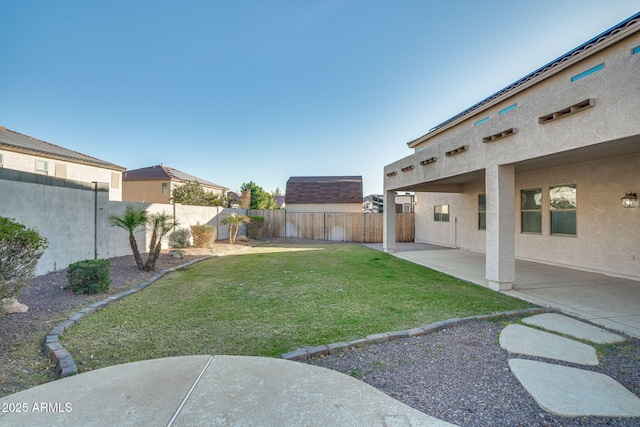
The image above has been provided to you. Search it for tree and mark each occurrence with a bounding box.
[239,190,251,209]
[108,205,178,271]
[171,180,228,207]
[240,181,278,210]
[221,213,250,244]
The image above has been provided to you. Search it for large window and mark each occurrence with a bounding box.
[478,194,486,230]
[434,205,449,222]
[550,185,577,236]
[162,182,169,194]
[521,189,542,233]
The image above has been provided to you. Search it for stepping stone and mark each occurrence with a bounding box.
[509,359,640,417]
[499,324,598,365]
[522,313,625,344]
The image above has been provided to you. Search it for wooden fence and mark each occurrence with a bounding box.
[248,210,414,243]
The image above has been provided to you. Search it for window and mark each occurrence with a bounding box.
[434,205,449,222]
[111,172,120,189]
[521,189,542,233]
[550,185,577,236]
[478,194,486,230]
[36,160,48,175]
[499,104,517,115]
[571,63,604,82]
[0,153,3,167]
[161,182,169,194]
[474,117,489,126]
[55,163,67,179]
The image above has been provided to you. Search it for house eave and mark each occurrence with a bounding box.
[0,142,126,172]
[407,13,640,148]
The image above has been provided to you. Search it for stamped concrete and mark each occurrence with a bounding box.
[499,324,599,365]
[522,313,626,344]
[0,355,457,427]
[509,359,640,417]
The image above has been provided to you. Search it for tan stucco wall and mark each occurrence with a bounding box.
[0,149,122,200]
[415,154,640,280]
[122,180,172,204]
[385,32,640,191]
[286,203,363,213]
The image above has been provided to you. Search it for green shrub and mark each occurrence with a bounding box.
[0,217,48,300]
[66,259,111,294]
[190,224,217,248]
[169,227,191,248]
[246,216,264,239]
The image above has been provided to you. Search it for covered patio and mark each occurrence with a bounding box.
[366,243,640,338]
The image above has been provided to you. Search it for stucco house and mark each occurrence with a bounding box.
[285,176,363,213]
[122,164,228,204]
[383,13,640,290]
[0,126,125,200]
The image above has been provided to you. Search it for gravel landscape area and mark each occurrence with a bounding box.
[308,318,640,427]
[1,240,639,427]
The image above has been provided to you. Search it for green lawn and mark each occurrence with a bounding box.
[61,244,532,371]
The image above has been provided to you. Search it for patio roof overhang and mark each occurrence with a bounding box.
[389,134,640,194]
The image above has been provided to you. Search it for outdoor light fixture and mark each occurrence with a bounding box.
[621,192,638,208]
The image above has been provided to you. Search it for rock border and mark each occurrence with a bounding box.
[42,256,215,378]
[281,307,556,361]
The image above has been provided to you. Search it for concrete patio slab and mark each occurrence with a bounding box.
[522,313,625,344]
[509,359,640,417]
[499,324,599,365]
[366,244,640,338]
[0,355,457,427]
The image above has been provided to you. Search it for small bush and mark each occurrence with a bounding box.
[0,217,48,300]
[169,227,191,248]
[246,216,265,239]
[66,259,111,294]
[190,224,217,248]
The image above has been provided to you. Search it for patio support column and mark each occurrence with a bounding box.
[383,189,396,253]
[485,164,515,291]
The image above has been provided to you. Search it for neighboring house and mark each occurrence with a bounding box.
[122,165,228,204]
[227,191,242,208]
[363,194,383,213]
[363,193,414,213]
[0,126,125,201]
[274,195,286,209]
[285,176,363,213]
[383,13,640,289]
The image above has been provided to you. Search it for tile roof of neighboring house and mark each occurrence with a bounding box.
[123,165,227,190]
[407,11,640,147]
[0,126,125,171]
[285,176,363,204]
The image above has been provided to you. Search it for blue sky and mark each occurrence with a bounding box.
[1,1,638,196]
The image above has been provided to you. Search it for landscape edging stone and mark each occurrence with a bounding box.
[41,256,214,378]
[281,307,554,361]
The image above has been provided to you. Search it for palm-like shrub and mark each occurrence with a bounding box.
[108,205,177,271]
[221,213,250,244]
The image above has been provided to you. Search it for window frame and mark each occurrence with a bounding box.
[478,194,486,230]
[161,182,169,195]
[549,184,577,237]
[521,188,542,234]
[36,159,48,175]
[434,204,450,222]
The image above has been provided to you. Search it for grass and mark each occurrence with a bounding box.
[61,244,533,372]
